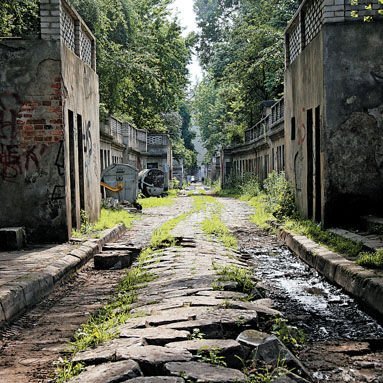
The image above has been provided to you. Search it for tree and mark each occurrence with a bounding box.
[0,0,39,37]
[192,0,300,156]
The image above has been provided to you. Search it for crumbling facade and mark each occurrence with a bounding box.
[285,0,383,225]
[0,0,100,242]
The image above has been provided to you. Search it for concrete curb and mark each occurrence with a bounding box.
[0,224,126,328]
[276,227,383,316]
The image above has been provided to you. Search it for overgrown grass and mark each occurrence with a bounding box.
[213,263,255,295]
[72,208,135,238]
[201,215,238,249]
[150,212,190,249]
[137,190,177,209]
[284,219,364,258]
[247,195,275,229]
[356,249,383,269]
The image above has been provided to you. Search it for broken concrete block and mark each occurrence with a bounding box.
[165,338,244,368]
[165,361,246,382]
[0,227,25,250]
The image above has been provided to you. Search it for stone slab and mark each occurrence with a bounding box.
[67,360,142,383]
[165,361,246,382]
[73,338,144,365]
[120,328,190,346]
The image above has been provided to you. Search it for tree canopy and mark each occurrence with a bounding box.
[192,0,299,158]
[0,0,197,169]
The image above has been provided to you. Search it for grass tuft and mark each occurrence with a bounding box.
[356,249,383,269]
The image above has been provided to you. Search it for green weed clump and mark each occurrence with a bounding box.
[247,195,275,229]
[214,263,255,295]
[272,318,306,349]
[201,215,238,249]
[356,250,383,269]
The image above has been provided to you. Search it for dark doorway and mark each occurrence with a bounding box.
[68,110,78,229]
[77,114,85,211]
[307,109,314,219]
[314,106,321,222]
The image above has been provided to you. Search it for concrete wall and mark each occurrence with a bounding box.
[323,22,383,223]
[0,39,67,241]
[0,0,100,242]
[61,44,100,228]
[284,34,324,221]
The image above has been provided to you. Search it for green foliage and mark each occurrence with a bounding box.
[0,0,39,37]
[193,0,300,153]
[71,0,191,131]
[189,328,205,340]
[263,171,296,220]
[138,194,176,209]
[284,219,364,259]
[196,347,227,367]
[214,263,255,295]
[247,195,275,230]
[356,250,383,269]
[54,359,85,383]
[245,359,290,383]
[272,318,306,349]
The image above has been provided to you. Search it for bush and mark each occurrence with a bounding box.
[263,171,296,219]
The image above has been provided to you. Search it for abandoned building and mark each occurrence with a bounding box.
[222,0,383,226]
[100,116,173,190]
[0,0,100,242]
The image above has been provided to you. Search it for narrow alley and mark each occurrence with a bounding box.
[1,192,382,383]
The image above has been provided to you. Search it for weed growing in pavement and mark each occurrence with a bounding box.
[189,328,205,340]
[150,212,190,249]
[356,249,383,269]
[196,347,227,367]
[213,263,255,296]
[245,358,291,383]
[54,358,85,383]
[201,215,238,250]
[271,318,306,349]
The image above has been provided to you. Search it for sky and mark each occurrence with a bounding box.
[169,0,202,86]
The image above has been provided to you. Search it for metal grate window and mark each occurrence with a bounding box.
[304,0,323,45]
[288,20,301,64]
[61,8,75,51]
[148,135,164,145]
[80,29,92,66]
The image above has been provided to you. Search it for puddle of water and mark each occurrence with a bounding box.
[247,247,383,341]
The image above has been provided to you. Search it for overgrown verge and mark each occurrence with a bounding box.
[137,190,177,209]
[223,172,375,266]
[71,208,135,239]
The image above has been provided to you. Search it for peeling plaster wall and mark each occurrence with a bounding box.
[284,34,324,220]
[323,23,383,223]
[0,39,67,241]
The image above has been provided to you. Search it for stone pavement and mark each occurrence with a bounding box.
[65,199,309,383]
[0,224,125,327]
